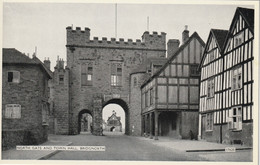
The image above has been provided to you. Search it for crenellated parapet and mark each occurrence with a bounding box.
[66,26,166,51]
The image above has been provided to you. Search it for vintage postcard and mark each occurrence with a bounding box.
[1,0,259,164]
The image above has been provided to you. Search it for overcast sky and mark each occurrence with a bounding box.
[3,2,255,70]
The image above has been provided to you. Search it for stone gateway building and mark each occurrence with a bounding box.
[50,27,168,136]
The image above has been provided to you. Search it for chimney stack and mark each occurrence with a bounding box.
[167,39,180,58]
[44,57,51,70]
[182,25,189,44]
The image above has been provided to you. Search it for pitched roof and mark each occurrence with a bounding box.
[221,7,254,55]
[211,29,229,51]
[3,48,37,64]
[3,48,53,78]
[238,7,254,32]
[199,29,228,69]
[141,32,205,88]
[130,57,168,75]
[107,113,121,122]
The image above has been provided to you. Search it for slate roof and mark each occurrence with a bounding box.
[3,48,53,78]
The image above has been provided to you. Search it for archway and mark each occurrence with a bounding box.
[78,109,93,134]
[102,99,129,135]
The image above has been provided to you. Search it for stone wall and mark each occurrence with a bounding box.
[51,67,70,134]
[2,65,49,148]
[63,27,167,135]
[129,73,147,136]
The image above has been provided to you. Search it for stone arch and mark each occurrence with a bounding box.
[102,98,130,135]
[78,109,93,134]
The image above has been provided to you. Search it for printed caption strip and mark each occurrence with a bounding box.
[16,146,106,151]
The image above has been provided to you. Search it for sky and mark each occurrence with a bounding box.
[3,2,255,71]
[2,2,255,127]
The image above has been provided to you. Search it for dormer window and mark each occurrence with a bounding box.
[8,71,20,83]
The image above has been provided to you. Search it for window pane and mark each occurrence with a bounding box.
[87,74,92,81]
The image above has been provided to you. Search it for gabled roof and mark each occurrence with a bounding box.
[238,7,254,32]
[3,48,53,78]
[199,29,228,69]
[141,32,205,88]
[107,113,121,122]
[222,7,254,52]
[211,29,229,51]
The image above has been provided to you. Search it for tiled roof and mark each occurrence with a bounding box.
[238,7,254,32]
[211,29,229,51]
[3,48,53,78]
[3,48,37,64]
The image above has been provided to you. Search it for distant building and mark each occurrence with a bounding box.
[199,7,254,146]
[106,111,122,132]
[141,28,205,140]
[2,48,52,150]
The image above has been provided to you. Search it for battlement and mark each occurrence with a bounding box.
[88,37,145,47]
[66,26,166,50]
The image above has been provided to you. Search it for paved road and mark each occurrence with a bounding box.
[48,132,205,161]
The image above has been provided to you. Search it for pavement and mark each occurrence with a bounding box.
[137,136,253,161]
[1,132,253,161]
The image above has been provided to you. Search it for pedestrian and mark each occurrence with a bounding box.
[100,126,103,136]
